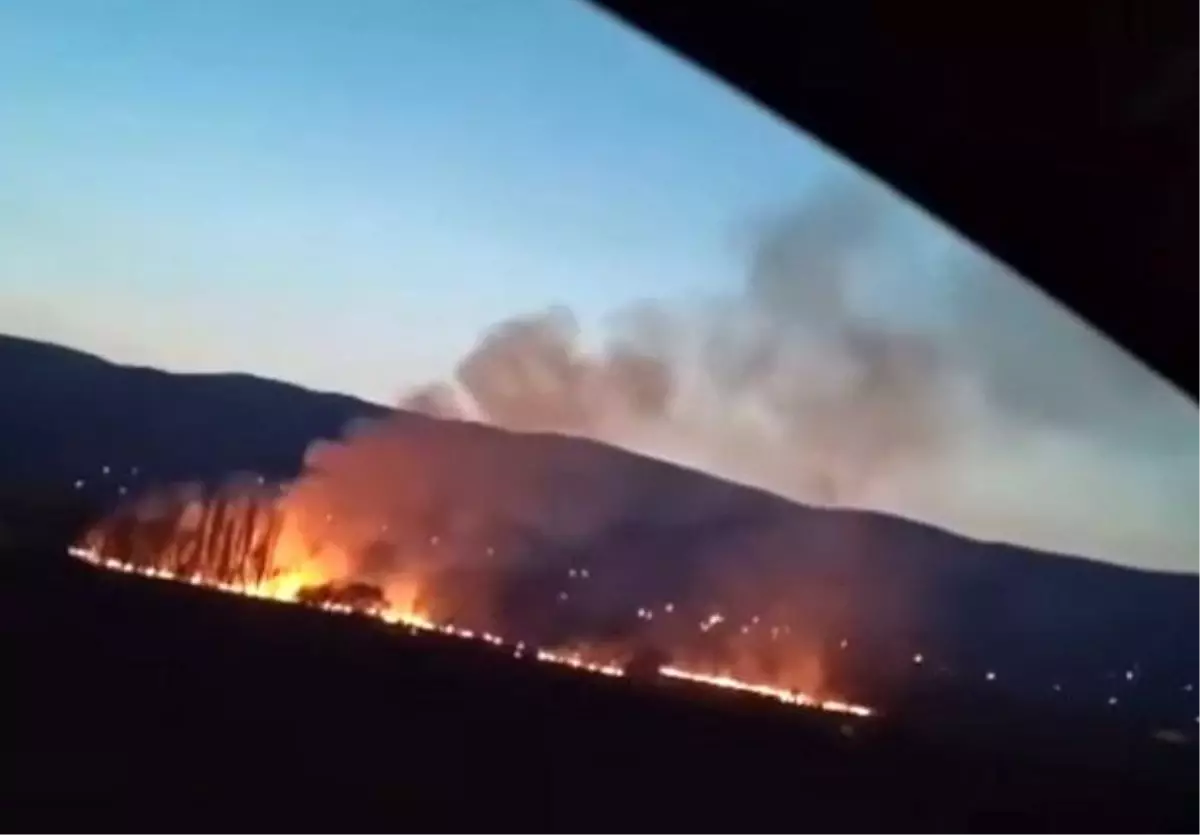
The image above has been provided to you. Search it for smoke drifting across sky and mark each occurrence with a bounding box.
[399,180,1198,572]
[4,0,1193,573]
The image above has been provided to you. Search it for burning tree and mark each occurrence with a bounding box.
[81,484,285,588]
[296,581,388,614]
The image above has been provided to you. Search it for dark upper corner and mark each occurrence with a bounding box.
[591,0,1199,399]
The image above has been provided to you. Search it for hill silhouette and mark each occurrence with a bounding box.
[0,334,388,490]
[4,543,1192,831]
[1,333,1196,729]
[1,332,1196,829]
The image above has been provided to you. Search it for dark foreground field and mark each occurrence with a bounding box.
[3,546,1196,833]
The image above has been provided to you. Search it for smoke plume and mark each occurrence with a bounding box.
[401,185,948,504]
[81,180,1196,702]
[397,180,1196,567]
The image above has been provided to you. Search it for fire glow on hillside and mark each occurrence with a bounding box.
[70,486,874,719]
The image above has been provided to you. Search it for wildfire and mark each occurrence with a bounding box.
[659,666,873,717]
[67,544,873,719]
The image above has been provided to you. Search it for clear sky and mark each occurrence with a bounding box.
[1,0,1196,572]
[2,0,839,394]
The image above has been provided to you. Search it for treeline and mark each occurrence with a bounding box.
[82,487,283,587]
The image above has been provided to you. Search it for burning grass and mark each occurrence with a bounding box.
[71,484,874,719]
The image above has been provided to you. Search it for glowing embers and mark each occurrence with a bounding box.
[68,546,875,719]
[659,665,873,717]
[535,648,625,678]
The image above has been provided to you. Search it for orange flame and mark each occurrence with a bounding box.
[257,519,341,601]
[67,542,873,719]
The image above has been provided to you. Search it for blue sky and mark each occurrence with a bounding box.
[1,0,1195,572]
[1,0,849,395]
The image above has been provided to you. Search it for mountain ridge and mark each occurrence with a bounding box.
[6,333,1191,578]
[2,332,1195,726]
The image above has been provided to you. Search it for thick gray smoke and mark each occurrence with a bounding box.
[398,180,1197,567]
[399,185,951,504]
[80,180,1194,700]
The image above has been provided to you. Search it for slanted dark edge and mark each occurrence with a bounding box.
[590,0,1199,399]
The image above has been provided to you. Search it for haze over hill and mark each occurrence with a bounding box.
[2,333,1195,727]
[395,189,1198,574]
[3,2,1195,573]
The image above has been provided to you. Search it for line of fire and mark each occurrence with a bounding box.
[72,480,875,719]
[79,484,389,612]
[82,486,284,591]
